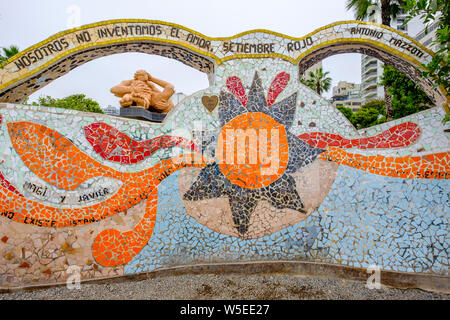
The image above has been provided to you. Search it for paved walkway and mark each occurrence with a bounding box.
[0,274,448,300]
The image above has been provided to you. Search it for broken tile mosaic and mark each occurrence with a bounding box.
[0,20,448,288]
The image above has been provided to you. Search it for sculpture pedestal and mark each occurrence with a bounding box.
[119,107,166,122]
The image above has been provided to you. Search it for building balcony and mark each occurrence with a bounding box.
[362,88,378,99]
[362,55,377,67]
[362,94,379,104]
[362,54,373,62]
[365,85,378,92]
[363,57,377,65]
[362,63,378,75]
[362,78,378,90]
[331,94,346,102]
[415,20,439,41]
[362,72,378,83]
[362,84,378,93]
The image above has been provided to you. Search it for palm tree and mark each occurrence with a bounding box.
[301,67,332,96]
[346,0,403,26]
[346,0,405,121]
[0,45,20,65]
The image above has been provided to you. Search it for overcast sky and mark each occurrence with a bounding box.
[1,0,364,107]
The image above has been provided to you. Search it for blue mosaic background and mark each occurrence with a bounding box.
[124,165,449,275]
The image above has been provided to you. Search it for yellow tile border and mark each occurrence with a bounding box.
[296,38,422,65]
[0,19,446,112]
[0,37,431,89]
[1,20,434,70]
[2,19,435,62]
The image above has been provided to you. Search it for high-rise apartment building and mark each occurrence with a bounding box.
[331,81,362,111]
[360,4,413,104]
[414,17,440,53]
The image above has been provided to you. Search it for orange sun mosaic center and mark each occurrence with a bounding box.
[216,112,289,189]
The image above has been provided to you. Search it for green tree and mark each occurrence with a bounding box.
[402,0,449,94]
[352,99,386,129]
[443,114,450,123]
[336,99,387,129]
[351,106,383,128]
[336,105,354,120]
[0,45,20,68]
[381,65,431,118]
[336,70,432,129]
[300,67,332,95]
[359,99,386,113]
[23,94,104,114]
[346,0,406,121]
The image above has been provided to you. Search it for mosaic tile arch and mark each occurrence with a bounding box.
[0,20,449,288]
[0,20,447,112]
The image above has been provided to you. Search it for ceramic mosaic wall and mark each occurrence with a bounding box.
[0,20,447,108]
[0,21,449,288]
